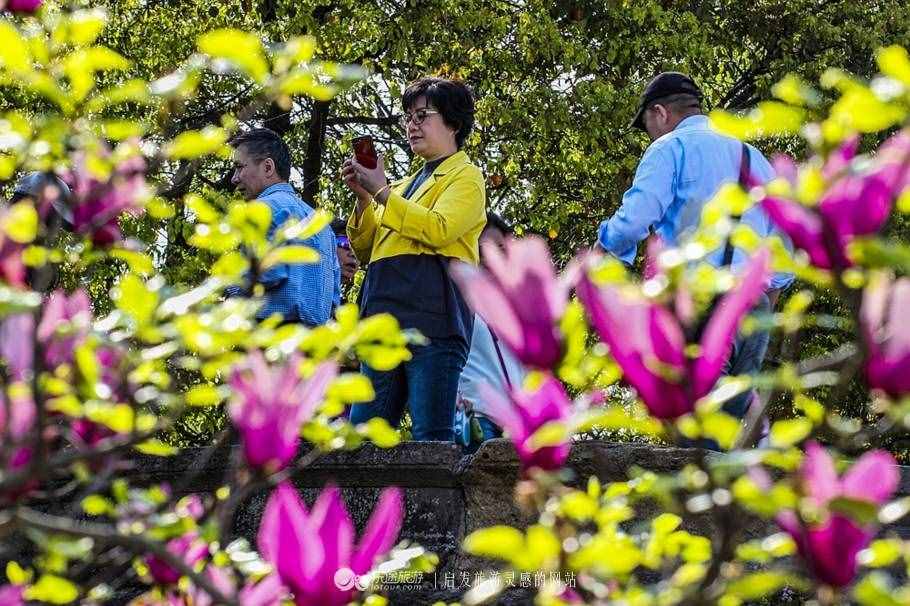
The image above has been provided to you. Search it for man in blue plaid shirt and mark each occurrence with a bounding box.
[227,128,338,326]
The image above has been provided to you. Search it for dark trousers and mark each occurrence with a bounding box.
[350,336,468,442]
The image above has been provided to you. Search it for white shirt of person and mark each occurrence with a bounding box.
[457,315,528,419]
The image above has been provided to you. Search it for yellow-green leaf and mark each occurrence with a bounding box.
[81,495,114,516]
[166,127,228,160]
[0,22,31,74]
[261,245,320,269]
[326,373,374,403]
[111,250,153,276]
[770,417,813,448]
[860,539,903,568]
[114,273,157,325]
[68,9,108,46]
[185,384,224,407]
[3,201,38,243]
[135,439,177,456]
[463,526,525,560]
[359,417,400,448]
[197,29,269,84]
[6,561,31,585]
[878,45,910,88]
[26,574,79,604]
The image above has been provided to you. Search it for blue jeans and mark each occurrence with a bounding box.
[350,336,468,442]
[460,414,503,455]
[720,293,771,420]
[686,293,771,450]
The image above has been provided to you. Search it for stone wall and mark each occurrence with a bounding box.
[97,440,910,603]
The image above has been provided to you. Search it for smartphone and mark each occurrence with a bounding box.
[352,135,378,169]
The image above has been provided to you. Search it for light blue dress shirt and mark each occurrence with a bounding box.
[235,182,339,326]
[598,115,793,289]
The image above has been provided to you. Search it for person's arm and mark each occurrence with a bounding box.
[295,228,336,325]
[378,166,485,249]
[346,202,378,264]
[597,144,677,264]
[258,205,291,290]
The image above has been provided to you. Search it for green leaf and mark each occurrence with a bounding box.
[770,417,813,448]
[197,29,269,83]
[166,126,228,159]
[559,491,599,522]
[829,497,879,525]
[26,574,79,604]
[185,384,225,407]
[700,411,741,450]
[326,373,374,403]
[527,420,569,449]
[81,495,114,516]
[829,85,906,133]
[114,273,157,325]
[359,417,400,448]
[727,571,794,600]
[135,439,177,456]
[463,526,525,560]
[0,22,31,74]
[68,8,108,46]
[110,250,153,276]
[877,45,910,87]
[860,539,903,568]
[6,561,31,585]
[854,572,907,606]
[275,209,333,243]
[3,201,38,243]
[261,245,320,269]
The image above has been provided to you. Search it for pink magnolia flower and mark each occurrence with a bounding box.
[4,0,42,13]
[257,481,403,606]
[480,373,572,471]
[860,274,910,397]
[65,152,148,247]
[451,236,569,369]
[0,386,36,499]
[0,313,34,381]
[146,533,209,586]
[229,352,337,473]
[761,133,909,270]
[0,584,24,605]
[0,210,26,286]
[576,248,771,419]
[185,565,286,606]
[776,441,899,587]
[37,289,92,369]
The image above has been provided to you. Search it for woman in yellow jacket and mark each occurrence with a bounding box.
[341,77,486,442]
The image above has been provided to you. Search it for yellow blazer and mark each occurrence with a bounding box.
[347,151,486,266]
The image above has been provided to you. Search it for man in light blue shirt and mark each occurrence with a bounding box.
[228,128,338,326]
[598,73,792,425]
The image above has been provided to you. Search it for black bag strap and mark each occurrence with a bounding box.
[487,325,513,390]
[721,143,751,267]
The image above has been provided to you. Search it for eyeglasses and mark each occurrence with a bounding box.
[399,108,440,129]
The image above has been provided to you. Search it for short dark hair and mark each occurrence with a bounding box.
[648,93,702,115]
[402,77,476,149]
[484,211,513,236]
[229,128,292,181]
[330,218,347,235]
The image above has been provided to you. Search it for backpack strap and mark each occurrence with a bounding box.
[721,142,751,266]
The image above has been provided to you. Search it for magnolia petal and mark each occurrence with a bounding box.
[802,514,870,588]
[841,449,899,505]
[692,248,770,398]
[761,197,830,268]
[801,441,840,507]
[450,261,525,356]
[351,487,404,575]
[257,482,318,594]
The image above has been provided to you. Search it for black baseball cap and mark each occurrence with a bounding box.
[629,72,704,131]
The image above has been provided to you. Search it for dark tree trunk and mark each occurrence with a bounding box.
[301,100,332,203]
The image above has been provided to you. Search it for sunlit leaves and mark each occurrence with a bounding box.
[709,102,805,140]
[197,29,269,84]
[165,126,229,160]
